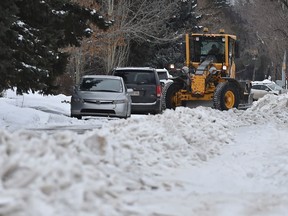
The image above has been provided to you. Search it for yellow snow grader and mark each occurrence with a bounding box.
[163,28,253,110]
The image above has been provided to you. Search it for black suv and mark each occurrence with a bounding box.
[110,67,162,114]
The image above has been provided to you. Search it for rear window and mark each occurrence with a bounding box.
[114,70,156,84]
[157,72,168,80]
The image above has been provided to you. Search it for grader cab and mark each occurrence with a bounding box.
[162,28,253,110]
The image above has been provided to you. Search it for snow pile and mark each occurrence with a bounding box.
[4,89,70,116]
[0,90,108,131]
[0,106,235,215]
[1,90,288,215]
[246,94,288,124]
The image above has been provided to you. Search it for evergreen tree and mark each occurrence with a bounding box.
[213,0,230,7]
[0,0,111,94]
[0,0,19,93]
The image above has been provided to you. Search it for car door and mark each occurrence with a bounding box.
[251,85,265,100]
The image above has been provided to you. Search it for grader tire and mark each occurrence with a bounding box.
[162,82,182,110]
[213,82,240,110]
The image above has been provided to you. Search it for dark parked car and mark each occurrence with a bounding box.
[70,75,132,119]
[110,67,162,114]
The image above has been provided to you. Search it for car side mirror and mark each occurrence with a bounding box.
[127,88,133,94]
[72,85,78,93]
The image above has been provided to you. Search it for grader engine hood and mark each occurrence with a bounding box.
[191,59,217,97]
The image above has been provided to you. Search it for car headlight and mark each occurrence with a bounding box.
[71,97,83,102]
[113,99,128,104]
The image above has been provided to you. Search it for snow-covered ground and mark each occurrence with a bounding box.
[1,89,288,216]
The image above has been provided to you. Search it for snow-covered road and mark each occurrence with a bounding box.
[115,123,288,216]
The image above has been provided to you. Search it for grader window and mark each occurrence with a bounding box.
[190,36,225,63]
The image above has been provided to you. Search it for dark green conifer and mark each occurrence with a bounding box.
[0,0,111,94]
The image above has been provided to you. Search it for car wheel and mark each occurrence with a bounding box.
[162,82,182,110]
[71,115,82,120]
[125,113,131,119]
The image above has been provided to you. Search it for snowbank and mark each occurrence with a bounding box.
[0,90,288,215]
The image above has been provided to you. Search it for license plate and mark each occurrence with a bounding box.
[131,91,140,96]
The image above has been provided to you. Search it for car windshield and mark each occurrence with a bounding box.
[267,83,282,91]
[79,78,123,92]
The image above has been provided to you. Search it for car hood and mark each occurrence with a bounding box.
[75,91,123,100]
[160,79,173,84]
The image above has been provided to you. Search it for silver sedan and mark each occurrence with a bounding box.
[71,75,132,119]
[251,82,285,100]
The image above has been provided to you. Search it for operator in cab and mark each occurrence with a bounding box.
[208,44,219,55]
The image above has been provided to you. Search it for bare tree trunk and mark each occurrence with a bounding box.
[103,0,131,72]
[69,0,181,74]
[107,0,114,18]
[105,40,130,72]
[75,49,81,84]
[102,0,180,71]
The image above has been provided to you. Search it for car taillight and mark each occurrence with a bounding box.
[156,85,162,97]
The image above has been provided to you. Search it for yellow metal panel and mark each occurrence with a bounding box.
[225,35,229,65]
[191,33,237,40]
[178,90,214,101]
[192,75,206,95]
